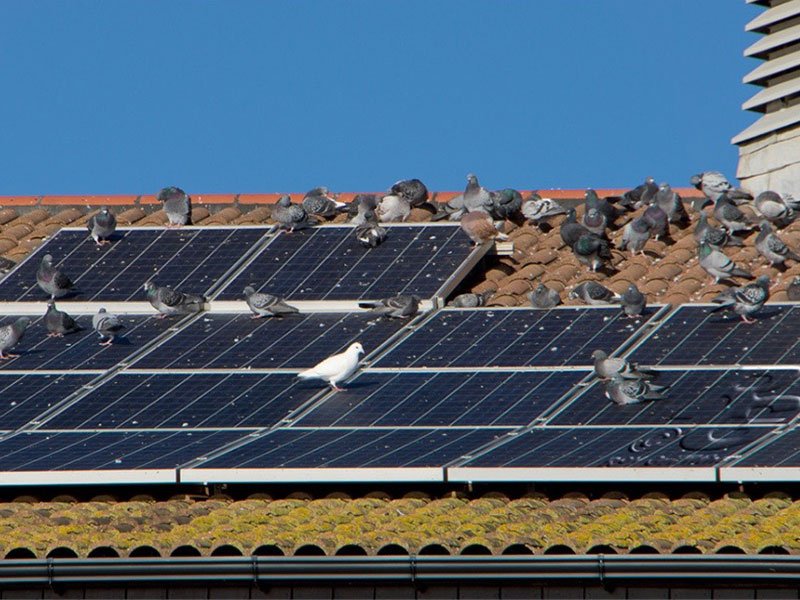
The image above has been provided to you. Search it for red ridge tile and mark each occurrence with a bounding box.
[193,194,236,205]
[238,194,285,205]
[0,196,39,206]
[40,195,137,207]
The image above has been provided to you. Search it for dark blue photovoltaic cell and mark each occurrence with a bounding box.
[50,373,323,429]
[133,312,407,369]
[0,314,174,372]
[0,228,267,301]
[0,374,95,429]
[193,428,512,469]
[373,307,652,368]
[731,429,800,467]
[627,305,800,366]
[549,369,800,427]
[217,225,474,301]
[297,371,585,427]
[460,426,774,468]
[0,430,246,471]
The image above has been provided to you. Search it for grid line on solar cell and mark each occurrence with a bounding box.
[373,307,653,368]
[728,429,800,467]
[0,228,268,302]
[216,225,474,301]
[0,374,96,429]
[547,368,800,428]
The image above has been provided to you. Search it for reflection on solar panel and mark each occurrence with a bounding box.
[48,373,324,430]
[0,314,174,372]
[0,228,267,301]
[373,307,653,368]
[216,225,475,301]
[549,369,800,427]
[132,312,409,369]
[721,429,800,478]
[297,371,586,427]
[0,374,95,429]
[627,304,800,366]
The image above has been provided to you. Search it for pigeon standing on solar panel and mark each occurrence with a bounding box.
[450,290,493,308]
[569,281,619,305]
[460,211,509,245]
[158,186,192,227]
[272,195,315,232]
[604,377,669,405]
[619,217,651,256]
[44,300,81,337]
[390,179,429,207]
[0,317,29,359]
[354,210,388,248]
[143,282,207,317]
[529,283,562,309]
[709,275,770,324]
[521,195,567,223]
[302,187,346,218]
[376,193,411,223]
[620,283,646,317]
[755,221,800,266]
[36,254,76,299]
[592,350,657,380]
[86,207,116,245]
[698,242,754,283]
[243,286,299,318]
[358,295,420,319]
[297,342,364,391]
[92,308,125,346]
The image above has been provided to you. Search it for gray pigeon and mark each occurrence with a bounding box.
[390,179,429,207]
[358,295,420,318]
[529,283,562,309]
[460,211,509,246]
[755,221,800,266]
[604,376,669,405]
[431,191,467,222]
[569,281,619,305]
[272,195,315,232]
[694,213,743,249]
[36,254,76,299]
[376,194,411,223]
[714,194,754,235]
[572,233,612,272]
[521,195,567,223]
[787,277,800,301]
[158,186,192,227]
[86,207,116,245]
[463,174,494,213]
[243,286,299,318]
[655,183,689,224]
[690,171,752,204]
[698,242,753,283]
[349,194,379,225]
[620,283,646,317]
[302,187,345,218]
[619,217,651,256]
[143,282,207,317]
[617,176,658,210]
[44,299,81,337]
[581,208,607,237]
[0,317,29,359]
[755,191,800,226]
[592,349,657,380]
[585,188,620,223]
[450,291,493,308]
[490,189,523,220]
[709,275,770,323]
[92,308,125,346]
[643,204,669,240]
[560,208,591,247]
[355,211,388,248]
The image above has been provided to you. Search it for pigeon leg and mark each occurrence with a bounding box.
[741,315,757,324]
[331,383,346,392]
[154,313,168,319]
[99,337,114,346]
[250,314,265,319]
[0,352,18,359]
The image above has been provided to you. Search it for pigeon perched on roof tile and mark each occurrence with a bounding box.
[581,208,607,237]
[158,186,192,227]
[460,211,509,246]
[655,182,689,225]
[376,193,411,223]
[86,207,116,245]
[36,254,76,299]
[693,213,743,249]
[390,179,429,207]
[569,281,618,305]
[619,217,651,256]
[490,188,523,220]
[272,195,315,232]
[302,187,346,218]
[698,242,753,283]
[297,342,364,391]
[604,377,669,405]
[616,176,658,210]
[44,299,81,337]
[787,277,800,301]
[560,208,591,247]
[572,233,612,272]
[450,291,493,308]
[592,350,657,380]
[355,210,388,248]
[709,275,770,323]
[358,295,420,319]
[585,188,620,223]
[0,317,29,359]
[92,308,125,346]
[690,171,752,204]
[144,282,207,317]
[754,190,800,227]
[529,283,562,309]
[521,195,567,223]
[243,286,298,318]
[620,283,646,317]
[755,221,800,266]
[463,174,494,214]
[643,204,669,240]
[713,194,754,235]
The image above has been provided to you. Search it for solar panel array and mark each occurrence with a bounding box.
[0,224,796,484]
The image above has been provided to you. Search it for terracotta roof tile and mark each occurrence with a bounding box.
[515,263,547,281]
[551,264,581,283]
[529,249,559,265]
[237,193,285,206]
[198,207,242,225]
[190,207,210,223]
[0,196,39,207]
[485,264,516,282]
[10,208,51,228]
[408,207,436,223]
[472,281,498,296]
[137,211,169,226]
[663,292,691,306]
[487,294,517,307]
[661,247,695,266]
[612,263,650,283]
[0,209,19,225]
[673,279,704,297]
[233,207,272,225]
[193,194,237,205]
[0,239,18,255]
[43,208,84,226]
[650,264,683,281]
[642,279,669,296]
[509,231,538,253]
[0,224,34,243]
[116,207,147,225]
[496,279,532,297]
[40,195,138,207]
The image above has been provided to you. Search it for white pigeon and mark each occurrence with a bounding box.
[297,342,364,391]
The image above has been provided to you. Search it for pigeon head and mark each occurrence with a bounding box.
[277,195,292,207]
[306,186,329,198]
[591,349,608,361]
[42,254,54,266]
[46,299,56,308]
[100,206,109,215]
[535,283,547,293]
[756,275,771,290]
[689,174,702,189]
[659,182,670,192]
[568,287,580,300]
[143,282,155,293]
[646,176,656,185]
[157,186,186,203]
[98,308,107,315]
[350,342,365,355]
[585,189,599,201]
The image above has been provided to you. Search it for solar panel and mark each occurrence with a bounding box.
[216,225,476,301]
[45,373,324,430]
[719,429,800,481]
[0,374,95,429]
[132,312,409,369]
[0,228,267,302]
[548,368,800,427]
[296,370,586,427]
[0,314,175,372]
[373,307,654,368]
[627,304,800,366]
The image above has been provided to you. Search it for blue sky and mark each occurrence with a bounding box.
[1,1,760,195]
